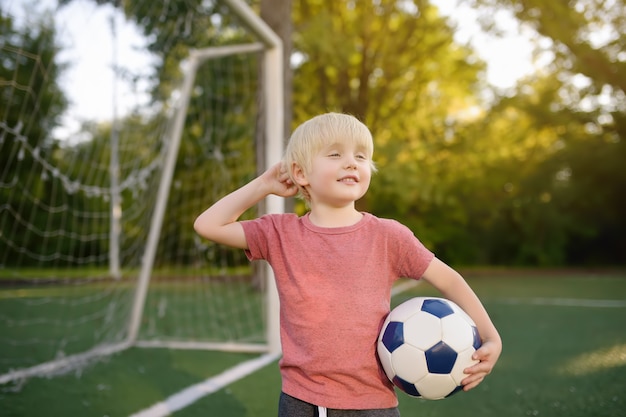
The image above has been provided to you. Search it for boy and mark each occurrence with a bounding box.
[194,112,501,416]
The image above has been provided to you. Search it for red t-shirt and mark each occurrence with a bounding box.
[241,212,434,409]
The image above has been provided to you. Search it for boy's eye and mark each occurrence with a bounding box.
[356,154,367,160]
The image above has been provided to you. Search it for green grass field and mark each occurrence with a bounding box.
[1,271,625,416]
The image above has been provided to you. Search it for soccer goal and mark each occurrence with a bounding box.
[0,0,282,385]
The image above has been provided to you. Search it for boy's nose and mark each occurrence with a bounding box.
[344,155,358,168]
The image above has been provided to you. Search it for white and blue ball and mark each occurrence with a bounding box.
[377,297,482,400]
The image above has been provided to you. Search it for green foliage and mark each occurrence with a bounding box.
[292,0,625,266]
[292,0,487,254]
[0,8,72,266]
[2,0,624,267]
[292,0,482,121]
[88,0,261,267]
[161,53,259,266]
[1,1,260,269]
[469,0,625,94]
[458,0,626,265]
[79,0,256,102]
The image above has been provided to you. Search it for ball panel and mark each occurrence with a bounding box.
[403,312,442,350]
[420,298,454,318]
[424,341,458,374]
[440,314,476,351]
[445,385,464,398]
[390,344,429,383]
[471,325,482,350]
[392,376,421,397]
[439,299,482,351]
[376,340,395,381]
[449,347,479,385]
[414,373,458,400]
[387,297,426,322]
[448,300,477,326]
[381,321,404,353]
[378,296,482,401]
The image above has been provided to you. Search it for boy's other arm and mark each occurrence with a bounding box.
[193,163,297,249]
[421,258,502,390]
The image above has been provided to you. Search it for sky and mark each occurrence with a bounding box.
[7,0,539,137]
[433,0,537,88]
[7,0,153,136]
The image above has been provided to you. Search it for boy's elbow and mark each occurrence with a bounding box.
[193,216,210,239]
[194,218,246,249]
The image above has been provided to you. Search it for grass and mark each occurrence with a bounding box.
[0,349,263,416]
[1,272,625,416]
[0,277,265,372]
[0,266,252,281]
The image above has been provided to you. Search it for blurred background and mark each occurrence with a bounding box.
[3,0,624,268]
[1,1,625,416]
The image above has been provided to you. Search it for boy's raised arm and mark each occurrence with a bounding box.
[193,163,297,249]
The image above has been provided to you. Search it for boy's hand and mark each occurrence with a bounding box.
[461,339,502,391]
[261,162,298,198]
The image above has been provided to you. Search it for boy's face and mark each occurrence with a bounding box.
[296,141,372,207]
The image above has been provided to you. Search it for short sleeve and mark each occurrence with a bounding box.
[240,214,282,261]
[390,220,434,279]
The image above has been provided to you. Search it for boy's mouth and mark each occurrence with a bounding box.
[338,175,359,183]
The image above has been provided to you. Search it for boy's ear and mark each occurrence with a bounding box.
[291,162,309,186]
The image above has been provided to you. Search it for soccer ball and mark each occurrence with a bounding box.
[377,297,482,400]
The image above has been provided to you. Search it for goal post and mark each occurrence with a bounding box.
[126,40,283,351]
[0,0,283,385]
[218,0,285,355]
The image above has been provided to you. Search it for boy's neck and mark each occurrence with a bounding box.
[307,205,363,228]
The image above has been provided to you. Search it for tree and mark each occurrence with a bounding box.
[0,8,69,265]
[468,0,625,95]
[291,0,486,247]
[464,0,626,264]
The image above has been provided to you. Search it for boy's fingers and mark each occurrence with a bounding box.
[473,343,493,359]
[462,376,484,391]
[459,364,494,390]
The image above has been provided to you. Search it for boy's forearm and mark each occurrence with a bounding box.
[442,279,499,342]
[423,259,501,344]
[193,176,269,245]
[455,291,500,343]
[206,177,269,222]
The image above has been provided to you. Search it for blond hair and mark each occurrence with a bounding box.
[283,112,376,201]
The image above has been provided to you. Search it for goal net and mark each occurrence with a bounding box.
[0,0,283,385]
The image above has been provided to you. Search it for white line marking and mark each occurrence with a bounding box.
[128,279,420,417]
[129,352,280,417]
[391,280,420,297]
[499,297,626,308]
